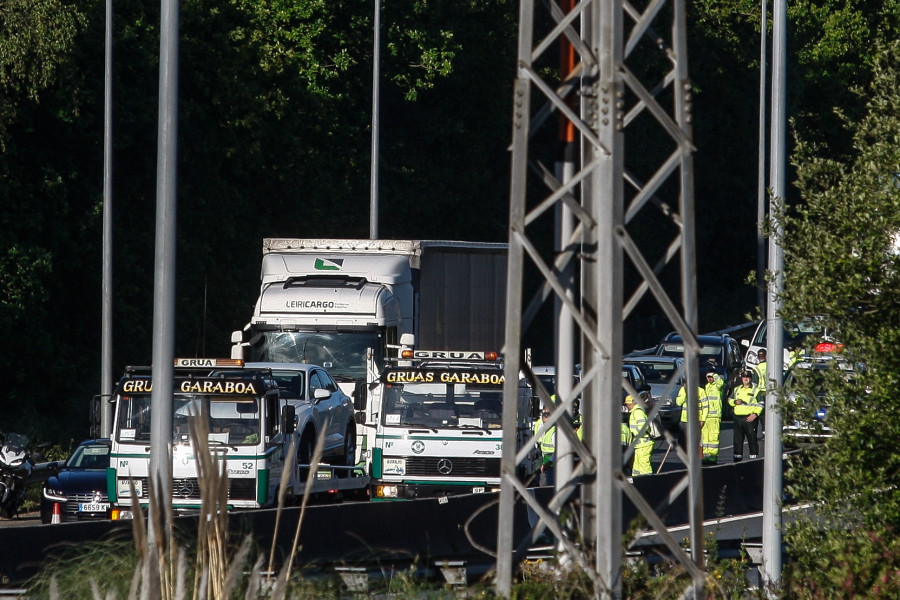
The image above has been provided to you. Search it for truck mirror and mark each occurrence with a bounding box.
[353,382,368,411]
[399,333,415,346]
[281,405,296,434]
[530,397,542,419]
[89,395,102,439]
[231,330,243,344]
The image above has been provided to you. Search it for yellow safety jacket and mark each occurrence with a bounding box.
[729,384,763,416]
[676,385,708,422]
[703,375,724,420]
[533,420,556,462]
[629,406,654,449]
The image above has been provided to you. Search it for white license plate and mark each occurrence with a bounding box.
[472,487,485,494]
[79,502,110,513]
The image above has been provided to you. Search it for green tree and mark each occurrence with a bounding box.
[780,40,900,597]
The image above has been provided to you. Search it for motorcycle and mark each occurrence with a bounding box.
[0,432,35,518]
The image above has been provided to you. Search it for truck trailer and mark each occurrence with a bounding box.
[230,239,509,471]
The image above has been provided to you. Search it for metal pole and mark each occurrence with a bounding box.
[369,0,381,240]
[100,0,115,438]
[495,1,534,594]
[756,0,768,314]
[591,1,624,593]
[762,0,786,587]
[673,0,704,593]
[149,0,180,517]
[554,0,577,505]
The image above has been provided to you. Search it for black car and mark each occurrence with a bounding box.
[653,332,744,416]
[41,439,111,524]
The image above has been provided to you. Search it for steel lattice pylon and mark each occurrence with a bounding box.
[496,0,706,597]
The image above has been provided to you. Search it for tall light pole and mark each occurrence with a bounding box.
[762,0,786,587]
[101,0,115,438]
[370,0,381,240]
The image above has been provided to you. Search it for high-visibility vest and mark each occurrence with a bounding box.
[533,420,556,456]
[676,386,708,422]
[704,375,724,420]
[729,385,763,416]
[629,406,654,449]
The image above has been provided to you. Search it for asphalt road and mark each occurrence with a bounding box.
[651,420,767,473]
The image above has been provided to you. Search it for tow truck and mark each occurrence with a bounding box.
[368,350,540,500]
[107,358,369,518]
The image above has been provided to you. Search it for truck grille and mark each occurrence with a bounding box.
[401,456,500,478]
[124,477,256,501]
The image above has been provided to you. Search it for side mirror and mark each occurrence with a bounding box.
[740,339,749,348]
[313,388,332,402]
[353,382,368,411]
[530,397,542,420]
[281,405,296,434]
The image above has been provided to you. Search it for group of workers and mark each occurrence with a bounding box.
[532,350,771,481]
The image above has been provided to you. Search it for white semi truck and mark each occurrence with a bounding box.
[230,239,509,472]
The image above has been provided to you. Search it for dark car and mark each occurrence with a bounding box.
[623,355,684,432]
[41,439,111,524]
[653,332,744,416]
[782,358,857,444]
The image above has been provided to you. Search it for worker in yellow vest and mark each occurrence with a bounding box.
[625,395,654,476]
[701,370,724,464]
[675,383,708,452]
[533,409,556,485]
[729,370,764,462]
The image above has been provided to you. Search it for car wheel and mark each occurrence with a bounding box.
[334,422,357,478]
[297,431,315,483]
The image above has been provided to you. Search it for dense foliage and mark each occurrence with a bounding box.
[1,0,898,459]
[780,40,900,597]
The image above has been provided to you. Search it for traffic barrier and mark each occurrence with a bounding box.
[51,503,61,524]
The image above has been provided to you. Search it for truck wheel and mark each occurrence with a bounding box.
[334,422,357,478]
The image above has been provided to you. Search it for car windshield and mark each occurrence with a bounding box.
[381,382,504,429]
[753,318,827,347]
[66,443,110,470]
[173,396,262,445]
[657,343,724,364]
[627,361,682,384]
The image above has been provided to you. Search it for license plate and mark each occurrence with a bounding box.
[472,487,485,494]
[79,502,110,513]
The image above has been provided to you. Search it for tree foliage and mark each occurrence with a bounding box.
[781,40,900,596]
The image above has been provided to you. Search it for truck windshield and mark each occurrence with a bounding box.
[381,383,503,429]
[116,394,262,445]
[174,396,261,445]
[250,331,383,382]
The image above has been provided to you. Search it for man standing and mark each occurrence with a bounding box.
[729,370,763,461]
[701,370,724,464]
[675,383,708,451]
[533,409,556,485]
[753,349,768,392]
[625,395,654,476]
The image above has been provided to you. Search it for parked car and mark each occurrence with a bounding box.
[241,362,357,469]
[653,332,743,401]
[41,439,111,523]
[782,357,857,444]
[742,316,834,370]
[623,355,684,433]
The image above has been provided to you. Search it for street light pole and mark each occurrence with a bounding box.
[370,0,381,240]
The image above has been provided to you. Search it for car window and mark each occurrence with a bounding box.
[67,444,110,470]
[309,371,324,395]
[321,370,339,392]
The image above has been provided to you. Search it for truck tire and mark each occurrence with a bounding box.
[333,422,357,478]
